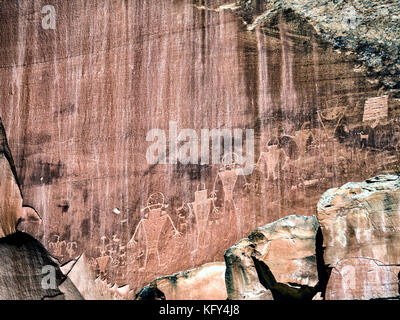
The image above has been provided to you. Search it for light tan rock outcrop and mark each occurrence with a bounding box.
[61,253,133,300]
[135,262,227,300]
[325,258,400,300]
[224,238,273,300]
[318,174,400,299]
[225,215,321,300]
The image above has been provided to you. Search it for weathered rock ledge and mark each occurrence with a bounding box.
[137,174,400,300]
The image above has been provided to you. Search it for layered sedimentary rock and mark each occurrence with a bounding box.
[225,215,321,300]
[135,262,227,300]
[318,174,400,299]
[0,0,399,293]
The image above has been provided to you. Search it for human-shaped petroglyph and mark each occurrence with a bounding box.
[188,184,216,248]
[255,141,288,181]
[66,241,78,259]
[359,131,369,149]
[127,192,181,269]
[49,235,66,258]
[95,236,111,276]
[108,234,126,267]
[175,203,189,233]
[211,154,249,210]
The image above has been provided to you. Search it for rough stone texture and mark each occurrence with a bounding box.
[0,117,42,240]
[61,253,133,300]
[0,0,399,294]
[225,238,273,300]
[234,0,400,91]
[135,262,227,300]
[325,258,400,300]
[225,215,320,300]
[0,119,23,238]
[0,231,82,300]
[318,174,400,299]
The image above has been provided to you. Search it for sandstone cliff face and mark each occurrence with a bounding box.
[318,174,400,300]
[0,0,399,294]
[0,118,81,300]
[0,120,23,238]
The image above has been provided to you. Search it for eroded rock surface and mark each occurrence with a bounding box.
[225,238,273,300]
[0,120,24,238]
[225,215,321,300]
[0,118,42,239]
[0,231,82,300]
[1,1,399,293]
[318,174,400,299]
[325,258,400,300]
[61,253,133,300]
[135,262,227,300]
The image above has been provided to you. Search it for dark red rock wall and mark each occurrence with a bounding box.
[0,1,398,292]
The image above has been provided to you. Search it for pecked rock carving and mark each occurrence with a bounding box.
[0,0,399,297]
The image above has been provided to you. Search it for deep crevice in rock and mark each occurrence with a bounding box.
[134,282,166,300]
[315,227,331,299]
[251,256,317,300]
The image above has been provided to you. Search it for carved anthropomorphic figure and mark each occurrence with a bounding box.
[211,154,251,242]
[212,154,249,211]
[127,193,180,269]
[187,184,216,250]
[255,141,288,181]
[66,241,78,259]
[49,235,66,258]
[95,236,111,276]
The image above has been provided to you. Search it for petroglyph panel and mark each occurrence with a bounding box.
[363,96,389,122]
[0,1,399,295]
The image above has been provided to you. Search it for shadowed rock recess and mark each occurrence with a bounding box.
[0,0,399,299]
